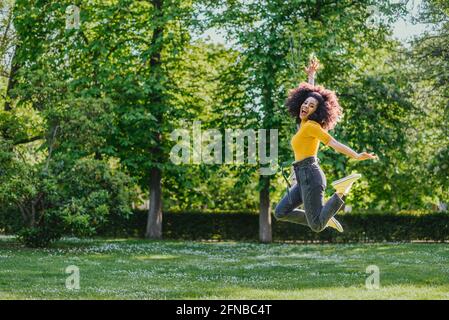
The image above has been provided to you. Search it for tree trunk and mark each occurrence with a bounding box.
[259,60,275,244]
[259,175,272,243]
[145,166,162,239]
[144,0,164,240]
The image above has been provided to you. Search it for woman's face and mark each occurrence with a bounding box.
[299,97,319,120]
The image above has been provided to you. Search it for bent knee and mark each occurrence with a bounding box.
[273,205,286,220]
[309,222,326,233]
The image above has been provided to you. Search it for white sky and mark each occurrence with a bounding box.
[391,0,429,43]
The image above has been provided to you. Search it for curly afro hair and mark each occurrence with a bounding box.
[285,82,342,130]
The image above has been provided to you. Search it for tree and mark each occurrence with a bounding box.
[201,0,408,241]
[407,0,449,207]
[0,0,140,246]
[78,0,197,239]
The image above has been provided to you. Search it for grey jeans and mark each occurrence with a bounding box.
[274,156,344,232]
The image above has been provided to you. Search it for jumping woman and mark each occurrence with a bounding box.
[274,57,378,233]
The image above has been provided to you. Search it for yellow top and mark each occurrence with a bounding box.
[291,119,333,161]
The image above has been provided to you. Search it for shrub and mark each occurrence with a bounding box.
[0,158,138,247]
[97,210,449,243]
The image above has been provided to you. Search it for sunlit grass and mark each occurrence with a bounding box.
[1,236,448,300]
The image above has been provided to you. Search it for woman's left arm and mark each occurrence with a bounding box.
[328,138,378,161]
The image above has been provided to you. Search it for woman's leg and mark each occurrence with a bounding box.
[274,181,308,226]
[300,166,345,232]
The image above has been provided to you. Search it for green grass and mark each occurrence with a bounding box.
[1,235,449,300]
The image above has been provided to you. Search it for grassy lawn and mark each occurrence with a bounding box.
[1,235,449,300]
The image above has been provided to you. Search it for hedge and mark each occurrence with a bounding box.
[96,210,449,243]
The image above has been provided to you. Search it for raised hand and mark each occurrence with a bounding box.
[304,55,320,78]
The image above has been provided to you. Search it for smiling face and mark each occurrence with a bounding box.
[299,96,319,120]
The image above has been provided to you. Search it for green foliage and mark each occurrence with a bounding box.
[198,0,413,210]
[94,210,449,243]
[0,155,138,247]
[406,0,449,206]
[16,211,64,248]
[1,0,447,244]
[58,158,138,237]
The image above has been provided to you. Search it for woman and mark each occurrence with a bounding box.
[274,57,377,233]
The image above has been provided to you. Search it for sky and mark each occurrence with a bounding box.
[391,0,429,43]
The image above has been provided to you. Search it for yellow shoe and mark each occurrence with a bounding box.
[331,173,362,195]
[326,217,344,233]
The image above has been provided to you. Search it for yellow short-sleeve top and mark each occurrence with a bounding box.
[291,119,333,161]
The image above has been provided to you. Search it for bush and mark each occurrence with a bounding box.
[0,158,138,247]
[58,159,137,238]
[97,210,449,243]
[3,207,449,244]
[17,221,63,248]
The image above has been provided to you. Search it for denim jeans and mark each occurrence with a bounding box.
[274,156,345,232]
